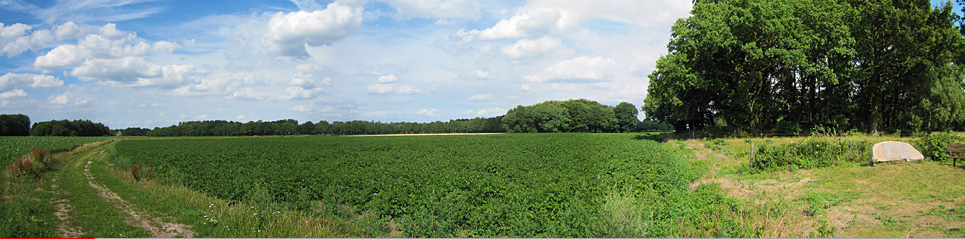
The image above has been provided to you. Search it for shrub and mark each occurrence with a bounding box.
[914,132,964,162]
[751,139,870,171]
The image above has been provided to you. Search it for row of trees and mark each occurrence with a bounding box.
[502,99,642,133]
[0,114,30,136]
[142,117,507,136]
[645,0,965,134]
[31,120,111,136]
[7,100,668,137]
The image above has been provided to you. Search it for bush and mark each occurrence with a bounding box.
[751,139,870,171]
[5,147,55,179]
[914,132,964,162]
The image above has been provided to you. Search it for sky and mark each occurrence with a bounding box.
[0,0,960,129]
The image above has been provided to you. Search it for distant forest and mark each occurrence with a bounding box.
[0,100,672,137]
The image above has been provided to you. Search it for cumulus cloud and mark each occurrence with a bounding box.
[0,22,54,57]
[34,24,182,71]
[377,74,398,83]
[523,56,618,83]
[0,89,28,99]
[0,73,63,91]
[290,64,331,89]
[465,107,506,117]
[282,86,325,100]
[264,2,363,57]
[472,70,491,79]
[416,108,439,117]
[501,36,565,59]
[367,83,421,94]
[55,21,88,40]
[173,72,260,96]
[382,0,480,20]
[48,86,92,106]
[468,94,490,101]
[70,57,161,82]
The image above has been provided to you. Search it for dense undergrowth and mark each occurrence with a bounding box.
[109,133,755,237]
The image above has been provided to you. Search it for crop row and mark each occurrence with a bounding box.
[0,136,114,165]
[110,134,750,237]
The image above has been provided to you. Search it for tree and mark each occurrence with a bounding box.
[645,0,965,134]
[613,102,639,132]
[0,114,30,136]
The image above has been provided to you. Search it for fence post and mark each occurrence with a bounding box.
[750,142,755,165]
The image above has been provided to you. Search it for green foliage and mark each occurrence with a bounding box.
[111,133,753,237]
[913,132,964,162]
[0,114,30,136]
[0,136,112,165]
[31,119,111,136]
[644,0,965,133]
[751,138,870,171]
[146,117,506,136]
[503,99,631,133]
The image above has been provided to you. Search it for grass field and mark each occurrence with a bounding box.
[683,134,965,237]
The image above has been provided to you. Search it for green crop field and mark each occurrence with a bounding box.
[106,133,749,237]
[0,136,114,164]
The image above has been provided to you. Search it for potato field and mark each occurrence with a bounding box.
[107,134,749,237]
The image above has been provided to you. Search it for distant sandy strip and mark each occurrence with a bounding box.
[344,133,505,137]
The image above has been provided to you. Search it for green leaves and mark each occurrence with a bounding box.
[645,0,965,134]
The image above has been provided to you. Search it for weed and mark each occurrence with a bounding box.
[130,162,153,182]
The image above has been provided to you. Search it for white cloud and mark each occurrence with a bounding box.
[0,22,55,57]
[416,108,439,117]
[0,89,27,99]
[367,83,421,94]
[55,21,88,40]
[382,0,480,20]
[0,73,63,91]
[264,2,363,57]
[501,36,565,59]
[473,70,491,79]
[521,84,534,92]
[34,23,183,71]
[70,57,162,82]
[523,56,618,82]
[377,74,398,83]
[465,107,506,117]
[230,87,271,101]
[173,72,260,96]
[48,86,91,106]
[282,86,325,100]
[468,94,491,101]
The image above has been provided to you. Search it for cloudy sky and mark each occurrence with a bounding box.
[0,0,957,129]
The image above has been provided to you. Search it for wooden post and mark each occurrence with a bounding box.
[750,142,755,165]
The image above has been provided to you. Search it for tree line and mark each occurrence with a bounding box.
[2,100,671,137]
[645,0,965,135]
[502,99,670,133]
[141,117,507,136]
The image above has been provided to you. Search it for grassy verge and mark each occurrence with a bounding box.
[684,134,965,237]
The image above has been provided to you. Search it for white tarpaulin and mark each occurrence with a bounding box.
[870,141,924,166]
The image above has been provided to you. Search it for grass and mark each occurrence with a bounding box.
[683,133,965,238]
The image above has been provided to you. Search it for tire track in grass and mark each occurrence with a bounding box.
[82,156,196,238]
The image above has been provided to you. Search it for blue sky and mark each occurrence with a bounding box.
[0,0,960,129]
